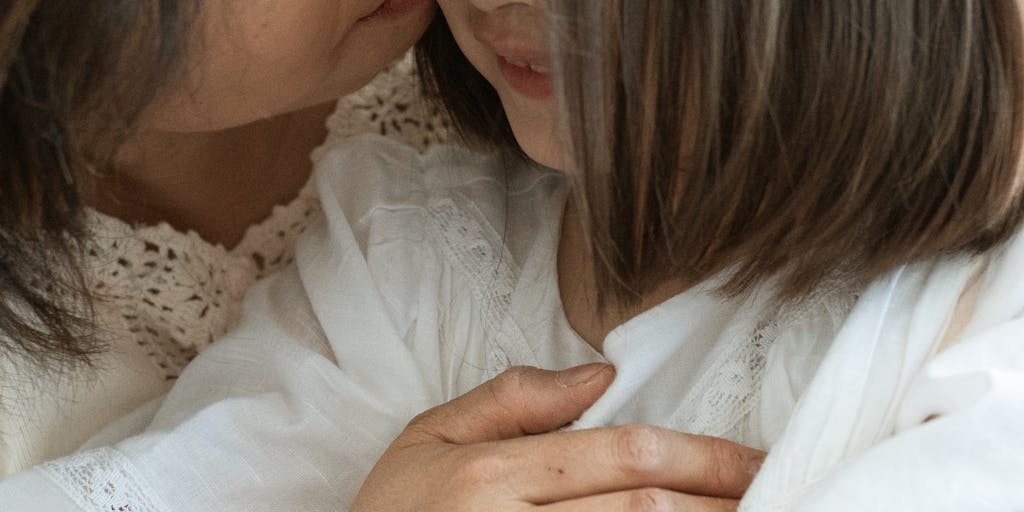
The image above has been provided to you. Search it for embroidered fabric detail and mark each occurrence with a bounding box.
[41,448,169,512]
[425,195,536,378]
[80,54,446,381]
[320,53,453,158]
[232,182,322,281]
[83,214,255,381]
[667,281,858,445]
[83,182,320,380]
[0,49,450,476]
[667,316,777,442]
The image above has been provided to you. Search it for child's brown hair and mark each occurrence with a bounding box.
[418,0,1024,304]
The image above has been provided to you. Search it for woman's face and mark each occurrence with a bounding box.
[144,0,436,132]
[437,0,566,170]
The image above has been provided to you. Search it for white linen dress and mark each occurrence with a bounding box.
[2,134,1020,511]
[0,54,450,476]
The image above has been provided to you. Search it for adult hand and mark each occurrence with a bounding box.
[350,364,766,511]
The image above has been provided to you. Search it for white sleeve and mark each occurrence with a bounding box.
[0,265,430,511]
[790,316,1024,512]
[0,136,455,511]
[740,229,1024,512]
[785,233,1024,512]
[0,470,82,510]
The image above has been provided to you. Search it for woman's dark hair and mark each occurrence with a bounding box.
[1,1,194,368]
[418,0,1024,305]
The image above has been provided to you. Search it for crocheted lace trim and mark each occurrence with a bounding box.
[319,54,452,158]
[83,54,449,381]
[82,181,320,381]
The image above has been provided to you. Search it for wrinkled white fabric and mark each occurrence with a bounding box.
[2,135,1020,511]
[741,235,1024,510]
[0,53,450,476]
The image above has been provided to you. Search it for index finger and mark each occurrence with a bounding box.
[484,424,765,503]
[405,364,616,446]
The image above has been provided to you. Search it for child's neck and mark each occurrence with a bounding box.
[557,199,691,353]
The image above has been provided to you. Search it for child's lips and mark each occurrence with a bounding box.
[501,57,550,75]
[497,55,553,100]
[479,39,551,69]
[469,4,551,72]
[475,29,553,100]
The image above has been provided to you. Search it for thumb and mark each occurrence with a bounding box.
[411,364,615,445]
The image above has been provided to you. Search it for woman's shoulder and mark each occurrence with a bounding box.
[315,132,506,184]
[311,134,561,226]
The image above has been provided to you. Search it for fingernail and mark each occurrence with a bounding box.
[556,363,613,387]
[747,453,766,476]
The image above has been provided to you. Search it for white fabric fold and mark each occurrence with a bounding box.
[1,135,1020,511]
[741,238,1024,511]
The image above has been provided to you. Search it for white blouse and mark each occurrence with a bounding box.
[3,134,1021,511]
[0,54,450,476]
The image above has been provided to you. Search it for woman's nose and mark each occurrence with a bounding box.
[469,0,536,13]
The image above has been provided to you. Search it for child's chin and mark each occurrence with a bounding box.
[513,134,568,171]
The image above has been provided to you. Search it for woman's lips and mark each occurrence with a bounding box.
[497,55,553,100]
[359,0,430,22]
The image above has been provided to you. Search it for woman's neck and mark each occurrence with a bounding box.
[83,101,336,248]
[557,198,692,353]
